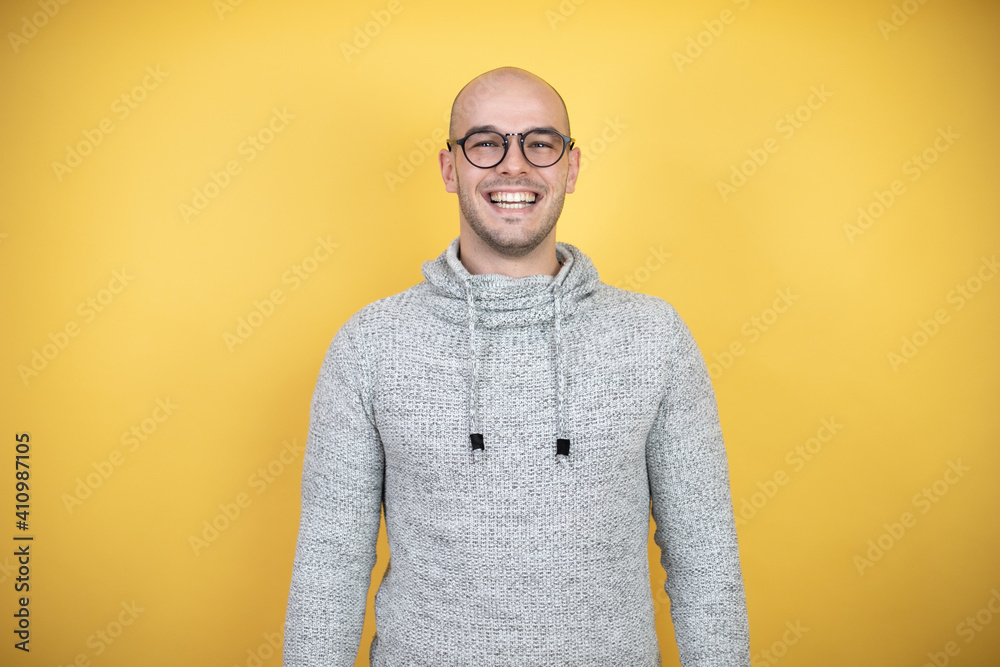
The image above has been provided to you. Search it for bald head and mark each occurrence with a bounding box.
[448,67,571,140]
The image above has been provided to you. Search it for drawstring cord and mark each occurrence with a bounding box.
[466,285,484,464]
[465,278,570,464]
[554,282,570,464]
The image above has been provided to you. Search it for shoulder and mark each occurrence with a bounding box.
[590,282,685,332]
[326,282,430,364]
[314,285,424,392]
[338,281,426,331]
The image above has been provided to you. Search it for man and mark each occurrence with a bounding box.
[284,66,750,666]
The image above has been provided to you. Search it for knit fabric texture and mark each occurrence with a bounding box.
[284,236,750,666]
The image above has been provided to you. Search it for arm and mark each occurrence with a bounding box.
[284,314,385,666]
[646,303,750,666]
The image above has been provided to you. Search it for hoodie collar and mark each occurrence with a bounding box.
[420,236,601,466]
[420,236,599,328]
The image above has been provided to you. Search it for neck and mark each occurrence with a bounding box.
[457,226,561,278]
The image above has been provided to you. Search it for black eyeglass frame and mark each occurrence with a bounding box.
[446,128,576,169]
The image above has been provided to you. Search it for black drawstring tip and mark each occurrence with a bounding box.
[470,433,484,451]
[556,438,570,456]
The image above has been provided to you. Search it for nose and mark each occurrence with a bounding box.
[495,134,530,177]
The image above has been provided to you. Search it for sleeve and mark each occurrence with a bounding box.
[645,303,750,666]
[283,313,385,667]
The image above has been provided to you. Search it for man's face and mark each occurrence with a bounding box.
[440,77,580,258]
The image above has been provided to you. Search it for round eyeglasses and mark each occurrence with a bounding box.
[447,129,575,169]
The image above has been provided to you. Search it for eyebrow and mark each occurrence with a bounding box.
[463,124,560,135]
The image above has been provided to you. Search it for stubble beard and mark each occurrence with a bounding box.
[456,172,566,259]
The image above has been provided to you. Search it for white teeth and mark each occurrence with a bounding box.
[489,191,537,204]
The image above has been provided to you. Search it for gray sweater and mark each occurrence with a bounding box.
[284,236,750,666]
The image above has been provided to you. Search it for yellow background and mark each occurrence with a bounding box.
[1,0,998,665]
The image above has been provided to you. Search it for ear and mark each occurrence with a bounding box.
[564,146,581,194]
[440,148,458,193]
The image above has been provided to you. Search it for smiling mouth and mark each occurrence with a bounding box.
[485,190,540,210]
